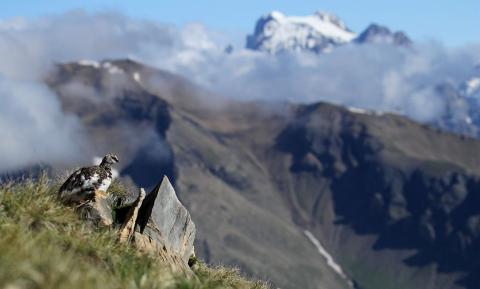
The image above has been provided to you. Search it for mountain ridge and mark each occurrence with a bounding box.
[41,58,480,289]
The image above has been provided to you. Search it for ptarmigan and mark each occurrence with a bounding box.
[59,153,119,203]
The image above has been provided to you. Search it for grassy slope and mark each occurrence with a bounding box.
[0,175,268,289]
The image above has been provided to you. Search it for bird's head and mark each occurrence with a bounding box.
[101,153,119,165]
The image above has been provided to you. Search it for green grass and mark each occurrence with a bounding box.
[0,175,268,289]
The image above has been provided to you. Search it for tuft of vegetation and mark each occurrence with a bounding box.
[0,174,268,289]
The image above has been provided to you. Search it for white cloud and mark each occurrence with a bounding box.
[0,77,90,172]
[0,11,479,172]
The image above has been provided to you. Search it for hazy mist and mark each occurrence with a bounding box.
[0,11,479,172]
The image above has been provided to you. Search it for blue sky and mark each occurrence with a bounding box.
[1,0,478,47]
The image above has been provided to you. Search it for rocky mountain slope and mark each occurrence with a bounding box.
[45,59,480,289]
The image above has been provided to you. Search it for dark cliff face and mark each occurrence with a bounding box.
[47,60,171,135]
[245,14,273,51]
[46,59,480,289]
[276,103,480,288]
[355,24,412,46]
[47,60,176,188]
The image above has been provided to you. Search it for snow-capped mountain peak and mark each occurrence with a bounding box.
[246,11,411,54]
[246,11,356,54]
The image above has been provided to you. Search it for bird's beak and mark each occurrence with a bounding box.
[113,156,119,163]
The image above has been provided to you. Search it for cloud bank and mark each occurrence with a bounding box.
[0,11,479,172]
[159,41,480,122]
[0,77,89,172]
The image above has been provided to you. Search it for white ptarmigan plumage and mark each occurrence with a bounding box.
[58,153,119,203]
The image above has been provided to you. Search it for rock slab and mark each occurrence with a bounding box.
[138,176,196,263]
[67,175,196,275]
[117,176,196,274]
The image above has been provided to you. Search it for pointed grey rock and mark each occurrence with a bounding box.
[113,177,195,275]
[139,176,196,263]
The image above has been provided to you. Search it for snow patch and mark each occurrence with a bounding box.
[304,230,354,288]
[347,106,370,114]
[463,77,480,96]
[267,11,354,41]
[133,72,141,83]
[347,106,384,116]
[102,62,124,74]
[78,59,100,68]
[287,13,355,41]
